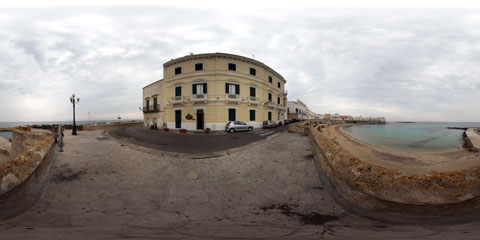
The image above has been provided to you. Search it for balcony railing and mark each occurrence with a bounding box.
[267,101,276,108]
[192,94,207,102]
[249,96,260,104]
[170,96,183,104]
[226,94,240,102]
[143,104,160,113]
[277,104,286,110]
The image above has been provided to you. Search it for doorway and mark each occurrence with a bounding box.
[196,109,204,130]
[175,110,182,128]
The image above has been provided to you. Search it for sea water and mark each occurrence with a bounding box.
[342,122,480,152]
[0,131,12,140]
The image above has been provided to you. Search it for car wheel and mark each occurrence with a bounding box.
[229,128,235,133]
[248,127,253,131]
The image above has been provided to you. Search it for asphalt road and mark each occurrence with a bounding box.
[109,125,287,153]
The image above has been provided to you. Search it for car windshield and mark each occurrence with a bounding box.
[263,121,268,124]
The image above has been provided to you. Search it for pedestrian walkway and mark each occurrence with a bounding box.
[253,129,276,137]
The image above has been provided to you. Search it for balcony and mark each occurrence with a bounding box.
[248,96,260,104]
[192,94,208,103]
[170,96,183,104]
[143,104,160,113]
[267,101,276,108]
[277,104,286,111]
[226,94,240,103]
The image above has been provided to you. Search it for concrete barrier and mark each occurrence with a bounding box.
[0,128,56,219]
[305,123,480,207]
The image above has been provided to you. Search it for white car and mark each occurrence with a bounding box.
[225,121,253,133]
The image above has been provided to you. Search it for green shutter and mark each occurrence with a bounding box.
[203,83,207,93]
[250,110,255,121]
[146,99,149,111]
[225,83,229,93]
[235,85,239,94]
[250,87,255,97]
[192,84,197,94]
[228,109,236,121]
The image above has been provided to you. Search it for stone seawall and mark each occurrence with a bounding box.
[289,121,480,214]
[83,121,142,131]
[0,128,56,219]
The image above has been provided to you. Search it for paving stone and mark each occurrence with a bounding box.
[127,211,188,229]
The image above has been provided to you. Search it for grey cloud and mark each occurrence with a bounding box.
[0,6,479,121]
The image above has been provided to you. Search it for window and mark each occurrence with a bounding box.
[175,67,182,75]
[175,86,182,96]
[250,110,255,121]
[192,83,207,94]
[146,99,150,110]
[195,63,203,71]
[225,83,240,94]
[268,111,272,121]
[269,76,272,83]
[268,93,272,101]
[153,97,158,109]
[277,96,280,104]
[250,68,256,76]
[277,82,281,88]
[249,87,256,97]
[228,63,236,71]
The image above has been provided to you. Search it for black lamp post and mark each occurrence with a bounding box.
[70,94,80,135]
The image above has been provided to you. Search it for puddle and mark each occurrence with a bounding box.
[261,203,339,226]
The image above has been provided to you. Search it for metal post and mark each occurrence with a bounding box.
[70,94,80,135]
[58,124,64,152]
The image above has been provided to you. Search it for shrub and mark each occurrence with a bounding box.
[317,126,322,132]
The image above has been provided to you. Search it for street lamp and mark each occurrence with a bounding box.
[70,94,80,135]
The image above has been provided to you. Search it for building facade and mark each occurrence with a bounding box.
[287,99,315,120]
[142,53,287,130]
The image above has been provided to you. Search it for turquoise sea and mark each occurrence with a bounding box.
[342,122,480,152]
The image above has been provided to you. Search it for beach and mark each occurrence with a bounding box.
[325,125,480,174]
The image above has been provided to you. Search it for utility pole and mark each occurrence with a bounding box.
[70,94,80,135]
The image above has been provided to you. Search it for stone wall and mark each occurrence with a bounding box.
[0,128,56,219]
[83,121,142,131]
[305,123,480,206]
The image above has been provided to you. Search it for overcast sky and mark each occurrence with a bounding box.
[1,1,479,122]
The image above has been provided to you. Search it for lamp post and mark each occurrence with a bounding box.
[70,94,80,135]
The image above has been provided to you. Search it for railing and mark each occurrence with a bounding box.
[249,96,260,104]
[226,94,240,101]
[143,104,160,113]
[267,101,276,108]
[170,96,183,104]
[277,104,286,110]
[192,94,207,102]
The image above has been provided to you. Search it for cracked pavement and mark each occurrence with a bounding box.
[1,129,480,238]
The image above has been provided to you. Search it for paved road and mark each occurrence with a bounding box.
[109,125,287,153]
[2,130,480,238]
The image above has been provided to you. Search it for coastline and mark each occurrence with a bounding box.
[339,124,462,154]
[327,124,480,174]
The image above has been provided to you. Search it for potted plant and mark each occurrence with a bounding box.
[179,129,187,134]
[204,128,211,134]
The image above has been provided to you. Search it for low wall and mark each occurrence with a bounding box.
[305,123,480,206]
[0,128,56,219]
[83,121,142,131]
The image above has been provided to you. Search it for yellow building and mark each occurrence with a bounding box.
[142,53,287,130]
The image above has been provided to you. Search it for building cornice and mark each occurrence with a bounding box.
[163,52,287,83]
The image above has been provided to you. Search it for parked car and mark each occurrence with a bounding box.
[283,119,291,125]
[225,121,253,133]
[262,120,278,129]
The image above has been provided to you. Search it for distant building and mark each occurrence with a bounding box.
[287,99,316,120]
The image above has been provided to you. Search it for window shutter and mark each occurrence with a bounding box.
[235,84,240,94]
[226,83,229,93]
[192,84,197,94]
[203,83,207,93]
